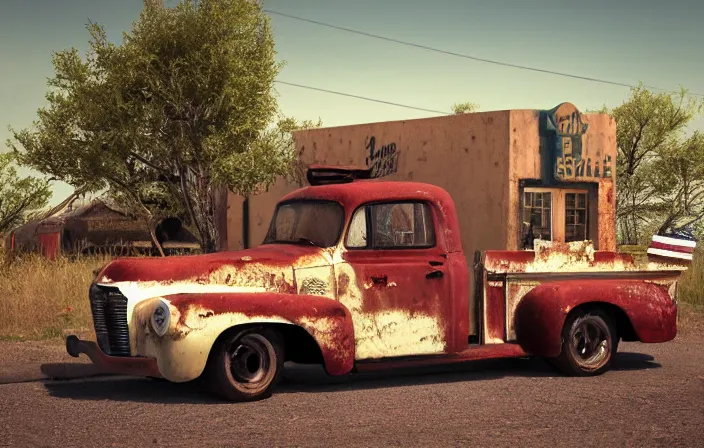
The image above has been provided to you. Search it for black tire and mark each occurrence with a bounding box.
[204,328,284,402]
[551,308,618,376]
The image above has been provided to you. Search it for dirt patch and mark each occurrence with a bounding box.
[677,303,704,337]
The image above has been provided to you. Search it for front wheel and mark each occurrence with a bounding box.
[551,308,618,376]
[205,328,284,402]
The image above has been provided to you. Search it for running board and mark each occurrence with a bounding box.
[354,343,527,373]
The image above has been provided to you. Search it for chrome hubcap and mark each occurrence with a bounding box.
[570,317,611,370]
[228,335,269,384]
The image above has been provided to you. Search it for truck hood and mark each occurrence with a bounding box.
[95,244,334,304]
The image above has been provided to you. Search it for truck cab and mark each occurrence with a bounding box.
[66,166,688,402]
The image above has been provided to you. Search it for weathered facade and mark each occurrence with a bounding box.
[223,102,617,257]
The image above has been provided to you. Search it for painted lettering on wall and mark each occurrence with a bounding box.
[556,151,613,179]
[365,136,399,178]
[546,102,612,181]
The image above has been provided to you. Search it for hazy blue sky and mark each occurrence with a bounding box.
[1,0,703,205]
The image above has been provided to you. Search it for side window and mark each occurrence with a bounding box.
[346,201,435,249]
[346,207,367,248]
[374,202,435,248]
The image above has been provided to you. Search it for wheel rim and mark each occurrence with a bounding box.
[225,334,274,390]
[569,316,611,371]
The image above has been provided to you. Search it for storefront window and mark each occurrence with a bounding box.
[565,192,588,242]
[522,191,552,248]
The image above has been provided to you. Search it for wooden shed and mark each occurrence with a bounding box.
[8,198,201,259]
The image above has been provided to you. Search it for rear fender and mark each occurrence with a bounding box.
[513,279,677,358]
[130,292,355,382]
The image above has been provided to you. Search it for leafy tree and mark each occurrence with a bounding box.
[649,132,704,232]
[601,84,703,244]
[8,0,295,254]
[451,102,480,114]
[0,153,51,234]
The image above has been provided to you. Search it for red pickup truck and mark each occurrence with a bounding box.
[66,166,689,402]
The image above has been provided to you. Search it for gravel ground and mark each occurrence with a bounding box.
[1,335,703,448]
[0,337,98,384]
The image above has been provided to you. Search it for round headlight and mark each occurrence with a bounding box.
[151,300,171,337]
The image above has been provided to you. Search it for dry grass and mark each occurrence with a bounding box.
[676,250,704,309]
[0,253,108,340]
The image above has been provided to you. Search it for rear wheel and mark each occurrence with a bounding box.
[205,328,284,402]
[552,308,618,376]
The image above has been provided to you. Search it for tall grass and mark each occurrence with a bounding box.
[678,249,704,309]
[0,253,109,340]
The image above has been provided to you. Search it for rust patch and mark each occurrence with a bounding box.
[484,284,505,343]
[336,272,350,296]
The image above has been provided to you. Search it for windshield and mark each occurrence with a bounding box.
[263,200,345,248]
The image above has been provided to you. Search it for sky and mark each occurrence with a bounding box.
[1,0,703,206]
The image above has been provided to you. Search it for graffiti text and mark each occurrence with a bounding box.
[365,136,399,178]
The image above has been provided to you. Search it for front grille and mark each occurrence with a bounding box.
[89,285,131,356]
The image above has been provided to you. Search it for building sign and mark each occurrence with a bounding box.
[546,102,612,181]
[364,136,399,178]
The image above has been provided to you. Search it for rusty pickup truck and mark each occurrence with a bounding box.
[66,166,692,401]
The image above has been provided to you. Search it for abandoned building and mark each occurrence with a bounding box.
[7,196,200,259]
[219,102,617,258]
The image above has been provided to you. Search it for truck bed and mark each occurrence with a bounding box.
[477,241,686,344]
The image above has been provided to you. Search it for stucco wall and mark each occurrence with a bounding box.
[236,111,513,260]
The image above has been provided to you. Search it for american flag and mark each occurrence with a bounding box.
[647,229,697,262]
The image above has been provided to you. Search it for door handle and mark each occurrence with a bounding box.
[370,275,387,286]
[429,260,444,267]
[426,269,444,279]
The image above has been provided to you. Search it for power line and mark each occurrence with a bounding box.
[275,80,451,115]
[265,9,704,98]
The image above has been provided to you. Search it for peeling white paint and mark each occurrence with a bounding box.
[335,263,445,360]
[353,310,445,358]
[131,302,294,382]
[297,316,340,353]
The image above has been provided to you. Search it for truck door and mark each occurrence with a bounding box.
[337,200,452,360]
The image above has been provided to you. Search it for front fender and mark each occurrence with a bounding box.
[513,279,677,358]
[130,292,355,382]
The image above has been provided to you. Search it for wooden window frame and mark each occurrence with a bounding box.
[563,190,589,243]
[520,187,589,246]
[522,187,554,242]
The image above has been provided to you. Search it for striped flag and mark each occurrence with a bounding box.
[647,230,697,262]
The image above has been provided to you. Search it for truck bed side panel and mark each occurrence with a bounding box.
[513,279,678,358]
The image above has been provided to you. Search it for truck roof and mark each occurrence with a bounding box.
[281,180,452,208]
[283,164,457,207]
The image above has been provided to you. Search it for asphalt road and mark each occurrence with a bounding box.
[1,337,703,448]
